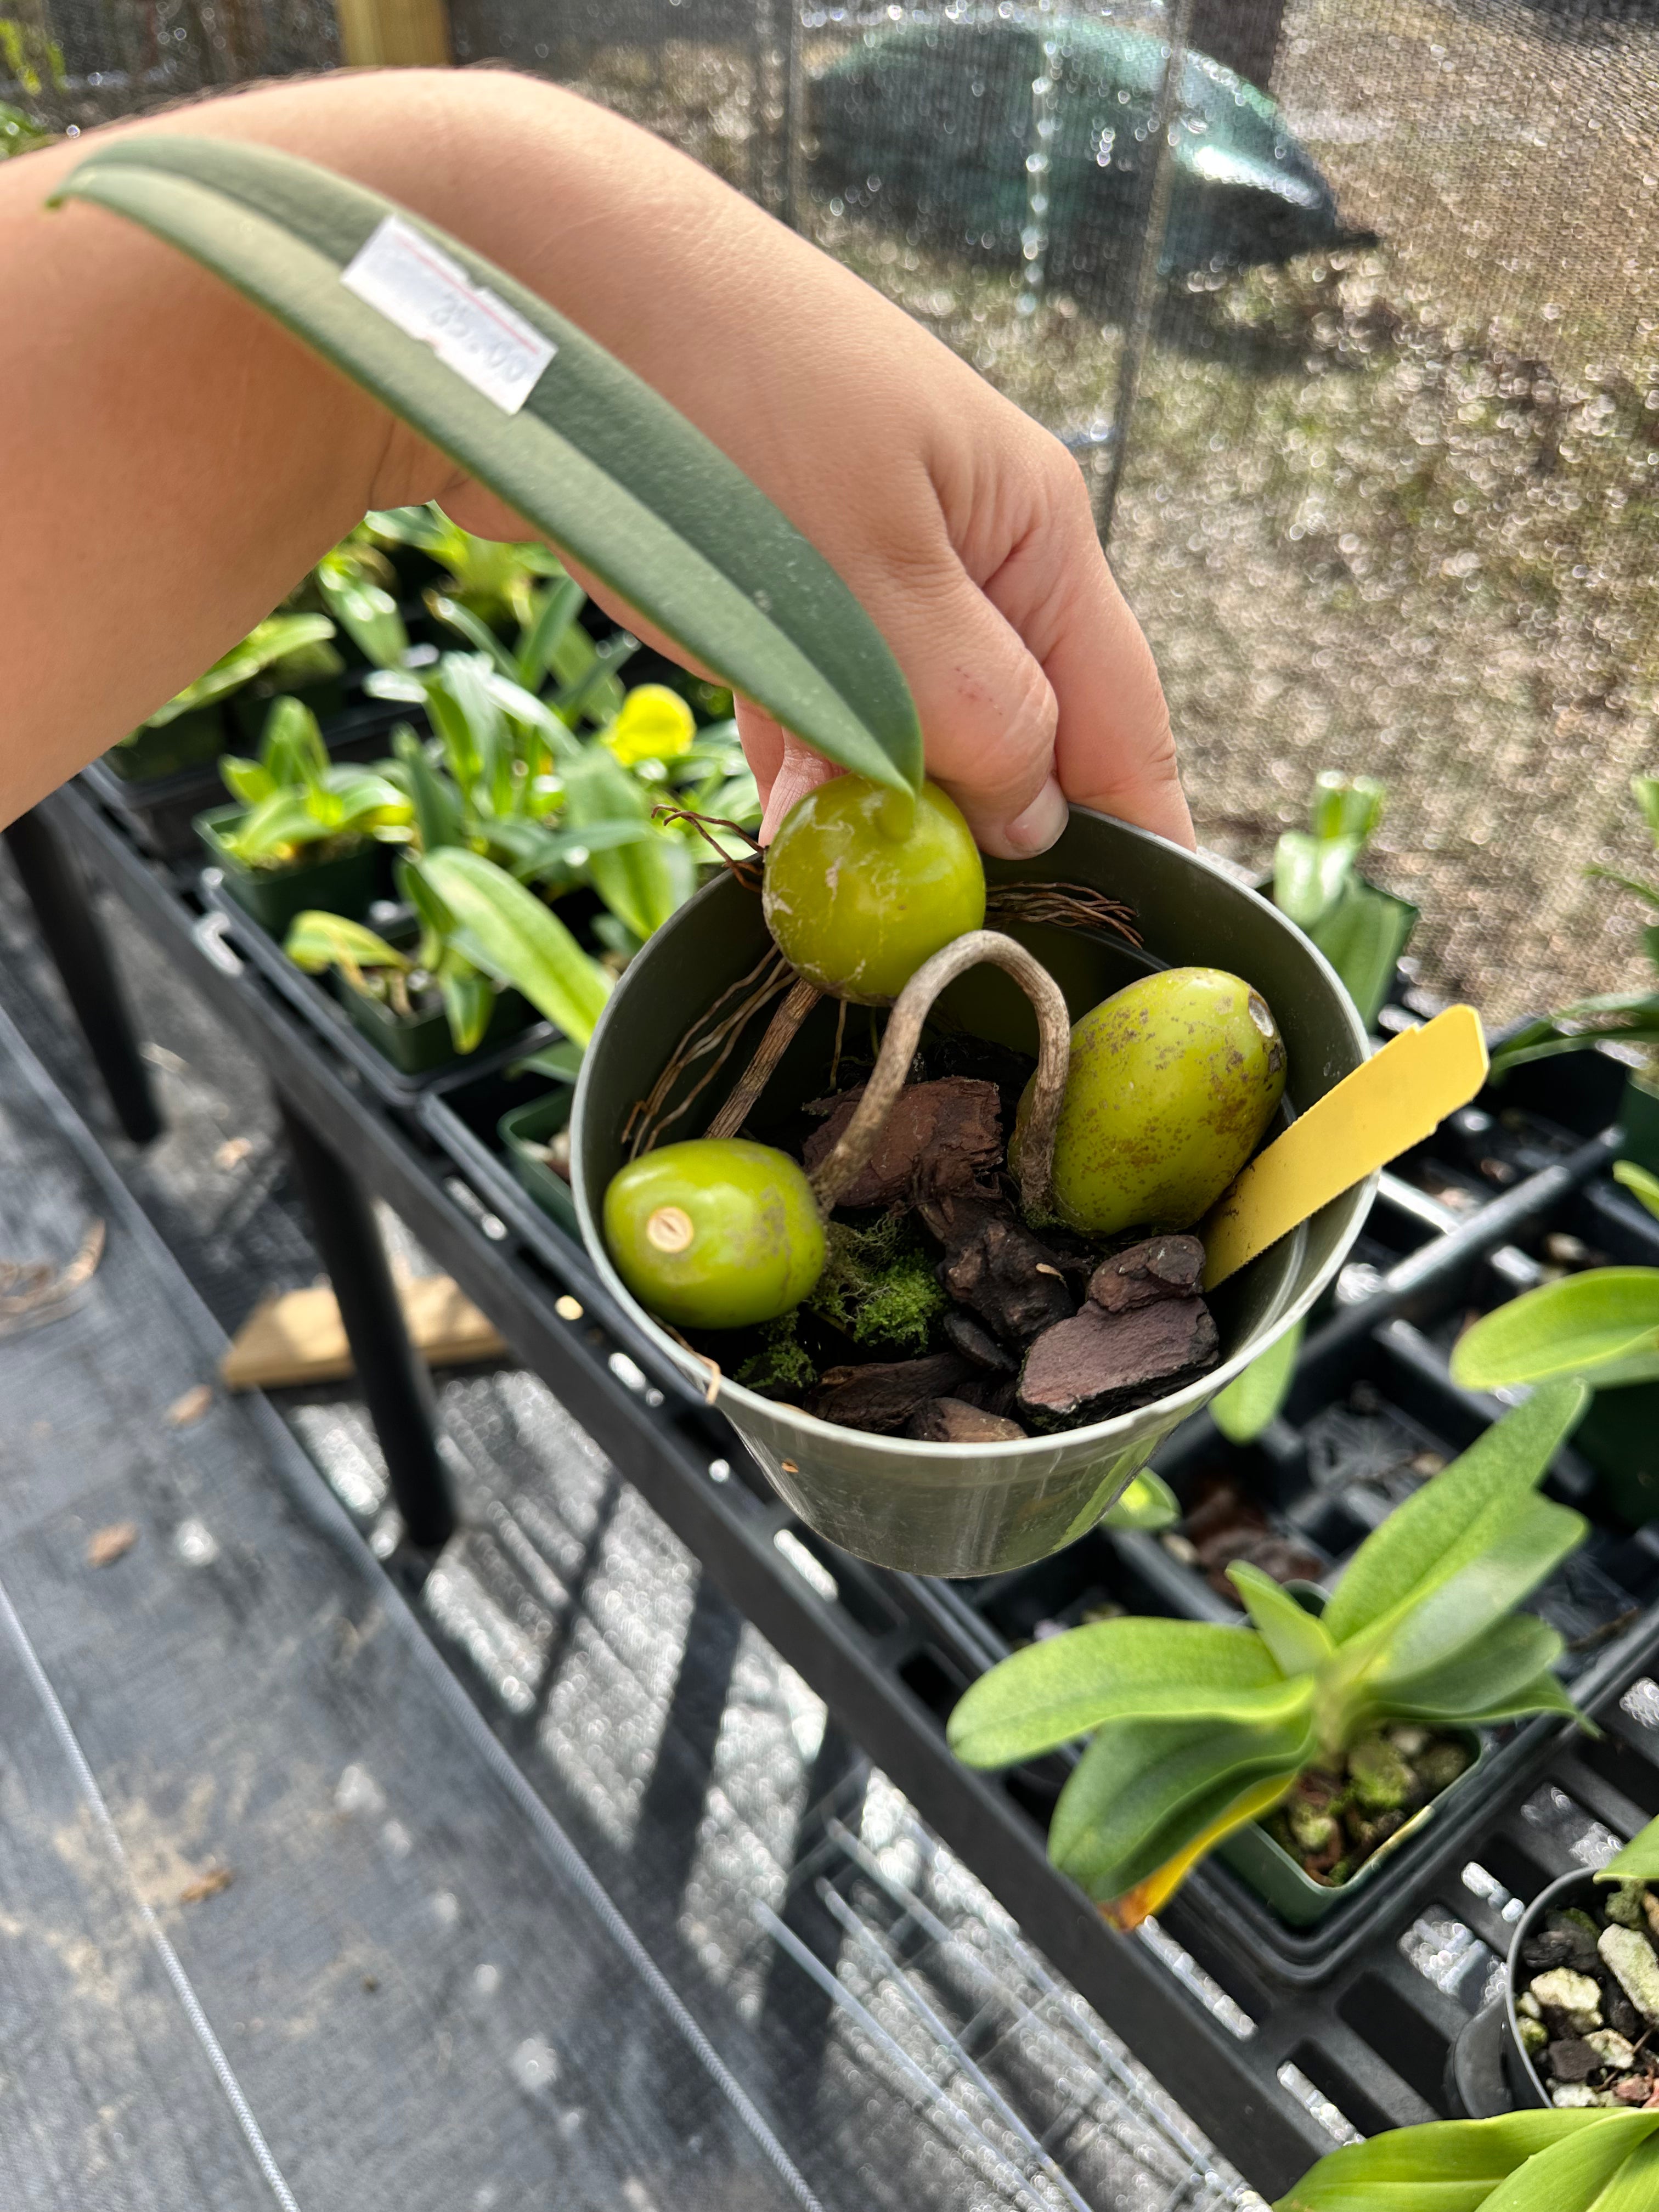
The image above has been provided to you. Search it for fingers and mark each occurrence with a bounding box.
[988,458,1194,854]
[736,702,846,842]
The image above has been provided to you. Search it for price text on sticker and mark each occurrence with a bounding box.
[340,215,555,416]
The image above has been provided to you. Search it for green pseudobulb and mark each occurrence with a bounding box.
[761,774,985,1005]
[1019,967,1286,1236]
[603,1138,825,1331]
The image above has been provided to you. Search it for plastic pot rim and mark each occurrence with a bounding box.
[1503,1864,1606,2107]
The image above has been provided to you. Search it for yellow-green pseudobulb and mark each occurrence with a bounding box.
[603,1138,826,1330]
[1018,967,1286,1236]
[762,775,985,1005]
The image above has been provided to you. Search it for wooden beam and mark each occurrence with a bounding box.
[334,0,450,69]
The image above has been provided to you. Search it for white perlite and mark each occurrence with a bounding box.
[1531,1967,1604,2034]
[1600,1926,1659,2023]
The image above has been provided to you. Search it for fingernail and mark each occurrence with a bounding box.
[758,740,838,844]
[1006,777,1069,855]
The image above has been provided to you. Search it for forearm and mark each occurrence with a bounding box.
[2,70,953,818]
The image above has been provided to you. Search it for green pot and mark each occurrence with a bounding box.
[106,704,228,783]
[1217,1730,1487,1927]
[340,973,531,1076]
[227,673,350,748]
[571,807,1375,1577]
[1574,1381,1659,1527]
[500,1091,578,1236]
[194,805,379,938]
[1618,1073,1659,1176]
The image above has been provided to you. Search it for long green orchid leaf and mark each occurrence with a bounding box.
[1451,1271,1659,1391]
[54,138,921,795]
[417,848,611,1045]
[1355,1613,1573,1729]
[1485,2112,1659,2212]
[563,748,694,941]
[1356,1490,1586,1690]
[283,911,409,975]
[1322,1384,1585,1647]
[1310,878,1419,1030]
[1274,2112,1649,2212]
[1589,2134,1659,2212]
[1051,1711,1312,1901]
[947,1618,1295,1769]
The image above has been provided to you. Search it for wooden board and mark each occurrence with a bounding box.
[220,1269,505,1389]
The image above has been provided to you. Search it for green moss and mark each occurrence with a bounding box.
[808,1217,948,1356]
[735,1312,817,1397]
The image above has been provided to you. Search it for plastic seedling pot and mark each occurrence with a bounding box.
[1502,1866,1602,2107]
[194,805,379,938]
[339,970,532,1077]
[106,704,228,784]
[572,809,1375,1578]
[1216,1729,1487,1928]
[500,1090,578,1237]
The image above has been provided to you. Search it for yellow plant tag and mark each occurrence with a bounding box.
[1202,1006,1489,1290]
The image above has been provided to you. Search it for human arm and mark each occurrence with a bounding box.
[2,69,1188,853]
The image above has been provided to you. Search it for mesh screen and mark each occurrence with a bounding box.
[12,0,1659,1019]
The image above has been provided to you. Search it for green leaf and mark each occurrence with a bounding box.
[283,911,408,977]
[317,569,407,669]
[1311,770,1386,846]
[1356,1489,1586,1692]
[1634,775,1659,848]
[1274,2112,1647,2212]
[261,696,329,788]
[390,725,465,854]
[946,1618,1300,1769]
[1099,1471,1179,1531]
[1359,1613,1576,1729]
[1274,829,1360,930]
[517,574,585,689]
[1485,2113,1659,2212]
[1310,879,1419,1029]
[438,960,495,1054]
[1450,1272,1659,1390]
[1212,1320,1303,1443]
[1050,1709,1311,1900]
[218,755,272,806]
[1590,2135,1659,2212]
[425,588,522,680]
[146,612,338,724]
[1613,1160,1659,1223]
[1322,1384,1587,1649]
[1596,1812,1659,1883]
[1587,866,1659,913]
[1229,1565,1334,1677]
[563,748,695,941]
[57,138,922,795]
[416,849,612,1045]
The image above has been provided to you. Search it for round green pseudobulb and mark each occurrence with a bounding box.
[603,1138,826,1331]
[762,775,985,1005]
[1017,967,1286,1237]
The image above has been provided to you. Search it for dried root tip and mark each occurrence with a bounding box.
[808,929,1071,1219]
[704,974,824,1141]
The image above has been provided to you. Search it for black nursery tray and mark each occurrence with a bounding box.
[200,872,558,1109]
[46,772,1659,2193]
[80,697,416,861]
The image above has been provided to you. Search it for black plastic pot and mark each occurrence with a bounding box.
[1501,1865,1603,2107]
[499,1090,578,1237]
[227,671,349,748]
[105,704,229,785]
[339,972,533,1077]
[194,805,380,936]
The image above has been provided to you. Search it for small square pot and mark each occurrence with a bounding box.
[500,1091,578,1237]
[340,973,532,1076]
[1216,1730,1488,1926]
[107,705,229,784]
[227,673,350,747]
[194,805,379,938]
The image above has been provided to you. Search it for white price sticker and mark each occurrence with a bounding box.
[340,215,555,416]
